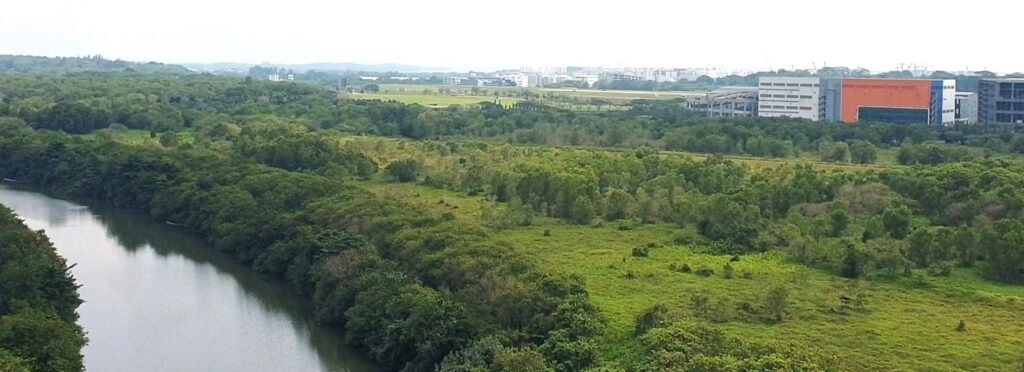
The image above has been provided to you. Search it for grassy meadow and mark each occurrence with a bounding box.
[357,174,1024,371]
[348,93,520,107]
[346,138,1024,371]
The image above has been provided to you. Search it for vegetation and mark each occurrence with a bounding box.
[4,71,1024,370]
[0,205,86,372]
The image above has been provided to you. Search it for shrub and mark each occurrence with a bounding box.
[543,229,551,237]
[928,261,954,277]
[386,158,420,182]
[634,304,673,336]
[723,263,735,279]
[695,266,714,277]
[679,263,692,273]
[631,246,649,258]
[764,285,789,323]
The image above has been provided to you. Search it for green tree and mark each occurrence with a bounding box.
[907,228,933,268]
[819,142,850,163]
[604,188,636,221]
[882,205,912,239]
[868,239,911,276]
[830,208,850,237]
[979,220,1024,283]
[841,240,868,278]
[570,196,595,225]
[953,228,977,267]
[159,131,180,147]
[849,140,878,164]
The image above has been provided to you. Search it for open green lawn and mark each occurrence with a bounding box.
[376,84,703,106]
[360,179,1024,371]
[348,93,519,107]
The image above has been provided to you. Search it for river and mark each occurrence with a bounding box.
[0,184,376,372]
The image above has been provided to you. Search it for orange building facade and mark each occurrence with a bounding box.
[840,79,932,123]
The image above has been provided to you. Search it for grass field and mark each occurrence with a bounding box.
[348,93,519,107]
[358,177,1024,371]
[376,84,703,106]
[348,138,1024,370]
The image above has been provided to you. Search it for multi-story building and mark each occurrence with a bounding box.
[686,87,759,118]
[757,77,822,121]
[955,92,978,124]
[978,79,1024,125]
[820,78,956,125]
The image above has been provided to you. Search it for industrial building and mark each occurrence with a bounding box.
[686,87,758,118]
[757,77,822,121]
[978,79,1024,125]
[819,78,956,125]
[955,92,978,124]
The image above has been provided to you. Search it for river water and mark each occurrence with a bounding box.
[0,184,375,372]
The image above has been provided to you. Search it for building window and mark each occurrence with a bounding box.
[800,106,812,110]
[760,83,772,86]
[800,83,812,87]
[800,95,813,99]
[773,95,786,98]
[786,106,799,110]
[786,95,799,98]
[773,83,786,86]
[773,106,785,109]
[786,83,799,87]
[997,102,1012,110]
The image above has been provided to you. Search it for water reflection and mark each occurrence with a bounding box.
[0,184,374,372]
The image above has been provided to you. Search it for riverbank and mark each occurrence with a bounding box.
[0,183,377,371]
[0,200,86,371]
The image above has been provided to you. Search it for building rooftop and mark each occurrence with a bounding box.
[981,78,1024,82]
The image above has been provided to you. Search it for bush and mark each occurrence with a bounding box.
[695,266,714,277]
[386,158,420,182]
[631,246,650,258]
[765,285,789,323]
[634,304,673,336]
[927,261,954,277]
[722,263,735,279]
[679,263,692,273]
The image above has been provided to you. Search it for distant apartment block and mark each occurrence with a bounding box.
[955,92,978,124]
[978,79,1024,125]
[686,87,759,118]
[442,76,465,86]
[820,78,956,125]
[757,77,822,121]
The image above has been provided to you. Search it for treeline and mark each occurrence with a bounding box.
[5,74,1024,163]
[0,126,605,371]
[0,55,189,75]
[0,205,86,372]
[364,139,1024,284]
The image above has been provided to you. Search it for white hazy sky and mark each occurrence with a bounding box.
[0,0,1019,73]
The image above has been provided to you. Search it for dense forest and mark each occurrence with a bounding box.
[0,205,85,372]
[3,71,1024,370]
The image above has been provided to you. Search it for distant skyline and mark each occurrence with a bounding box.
[1,0,1020,74]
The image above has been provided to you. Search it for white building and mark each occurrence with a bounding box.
[941,80,957,125]
[757,77,822,121]
[955,92,978,124]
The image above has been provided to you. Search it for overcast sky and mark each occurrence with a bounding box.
[1,0,1018,73]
